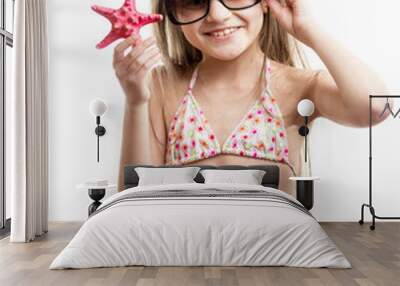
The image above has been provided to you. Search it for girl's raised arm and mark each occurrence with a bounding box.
[266,0,392,127]
[306,63,390,128]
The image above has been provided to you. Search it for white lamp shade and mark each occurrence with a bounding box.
[297,99,315,117]
[89,98,107,117]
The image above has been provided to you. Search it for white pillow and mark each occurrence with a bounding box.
[135,167,201,186]
[200,169,266,185]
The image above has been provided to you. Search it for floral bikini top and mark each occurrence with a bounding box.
[165,58,296,175]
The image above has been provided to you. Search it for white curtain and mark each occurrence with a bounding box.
[8,0,49,242]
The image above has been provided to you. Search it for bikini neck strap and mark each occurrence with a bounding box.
[264,57,272,88]
[188,57,272,92]
[188,64,199,92]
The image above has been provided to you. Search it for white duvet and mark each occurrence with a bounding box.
[50,183,351,269]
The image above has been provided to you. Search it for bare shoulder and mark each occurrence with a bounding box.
[149,65,193,125]
[270,60,320,99]
[269,60,322,123]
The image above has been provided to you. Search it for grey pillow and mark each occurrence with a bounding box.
[135,167,201,186]
[200,169,266,185]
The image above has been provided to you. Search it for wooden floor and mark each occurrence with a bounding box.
[0,222,399,286]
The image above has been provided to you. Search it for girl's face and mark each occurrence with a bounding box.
[179,0,268,61]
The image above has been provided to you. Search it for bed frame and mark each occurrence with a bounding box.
[124,165,280,190]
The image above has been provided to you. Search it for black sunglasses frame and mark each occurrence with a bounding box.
[165,0,263,25]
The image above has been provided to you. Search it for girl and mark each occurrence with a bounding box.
[115,0,390,196]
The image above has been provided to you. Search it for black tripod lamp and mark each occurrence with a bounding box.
[89,98,107,162]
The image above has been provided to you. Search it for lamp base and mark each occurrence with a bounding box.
[95,126,106,136]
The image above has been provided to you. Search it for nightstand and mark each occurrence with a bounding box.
[76,183,116,216]
[289,177,320,210]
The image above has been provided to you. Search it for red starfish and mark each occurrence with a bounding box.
[91,0,163,49]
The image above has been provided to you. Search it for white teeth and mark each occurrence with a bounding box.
[209,27,240,38]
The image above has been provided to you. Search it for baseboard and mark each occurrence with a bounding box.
[0,218,11,239]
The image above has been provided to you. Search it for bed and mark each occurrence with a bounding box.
[49,165,351,269]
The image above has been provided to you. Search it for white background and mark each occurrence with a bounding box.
[47,0,400,221]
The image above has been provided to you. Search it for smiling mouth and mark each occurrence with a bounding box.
[204,26,243,38]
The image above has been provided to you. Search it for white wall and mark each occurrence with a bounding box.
[48,0,400,221]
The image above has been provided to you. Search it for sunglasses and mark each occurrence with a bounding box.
[165,0,262,25]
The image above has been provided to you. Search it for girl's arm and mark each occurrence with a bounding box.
[117,102,150,192]
[148,70,167,165]
[305,28,390,127]
[114,35,166,192]
[266,0,392,127]
[117,70,167,192]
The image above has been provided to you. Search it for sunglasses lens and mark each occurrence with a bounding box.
[167,0,208,24]
[166,0,261,25]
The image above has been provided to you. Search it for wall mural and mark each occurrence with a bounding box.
[91,0,391,196]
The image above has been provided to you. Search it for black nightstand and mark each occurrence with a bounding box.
[77,183,116,216]
[289,177,320,210]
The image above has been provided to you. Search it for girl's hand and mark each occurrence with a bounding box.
[113,35,163,106]
[265,0,319,47]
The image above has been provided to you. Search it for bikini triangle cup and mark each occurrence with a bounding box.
[165,58,297,176]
